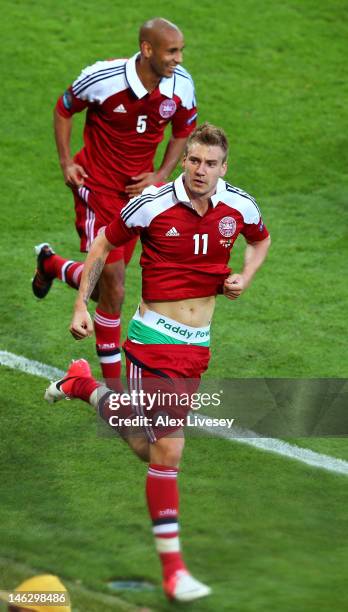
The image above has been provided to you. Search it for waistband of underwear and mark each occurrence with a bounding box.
[127,307,211,346]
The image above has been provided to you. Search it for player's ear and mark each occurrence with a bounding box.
[182,155,187,169]
[141,40,153,59]
[219,161,228,178]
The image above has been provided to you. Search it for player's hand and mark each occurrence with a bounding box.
[125,171,163,197]
[62,161,88,188]
[70,308,94,340]
[223,274,247,300]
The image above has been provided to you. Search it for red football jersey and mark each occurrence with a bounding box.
[105,175,270,300]
[56,54,197,197]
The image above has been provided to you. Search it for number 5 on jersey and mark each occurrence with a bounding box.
[136,115,148,133]
[193,233,208,255]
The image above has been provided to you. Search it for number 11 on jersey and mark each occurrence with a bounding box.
[193,233,208,255]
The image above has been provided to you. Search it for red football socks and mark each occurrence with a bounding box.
[146,464,186,582]
[94,308,122,390]
[44,258,123,388]
[71,377,100,403]
[43,255,83,289]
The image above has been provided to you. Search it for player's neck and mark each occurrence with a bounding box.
[136,58,161,93]
[185,183,215,216]
[189,195,211,216]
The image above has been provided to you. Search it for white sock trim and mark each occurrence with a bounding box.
[98,354,122,364]
[155,536,180,553]
[89,388,99,409]
[89,386,110,410]
[61,260,74,283]
[153,523,179,535]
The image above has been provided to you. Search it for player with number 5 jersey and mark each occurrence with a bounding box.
[55,33,197,205]
[32,18,197,390]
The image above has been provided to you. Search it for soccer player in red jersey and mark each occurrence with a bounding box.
[33,18,197,389]
[45,123,271,602]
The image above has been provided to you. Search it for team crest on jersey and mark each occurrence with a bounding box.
[219,216,236,237]
[159,99,177,118]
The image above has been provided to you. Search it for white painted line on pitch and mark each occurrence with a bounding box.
[1,349,348,477]
[0,350,64,381]
[199,420,348,476]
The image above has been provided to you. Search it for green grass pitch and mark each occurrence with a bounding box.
[1,0,348,610]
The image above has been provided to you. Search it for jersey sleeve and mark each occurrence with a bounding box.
[55,59,123,118]
[223,185,270,243]
[241,217,270,242]
[55,86,89,118]
[171,69,197,138]
[171,104,197,138]
[105,215,140,247]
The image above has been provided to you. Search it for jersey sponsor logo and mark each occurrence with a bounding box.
[219,216,236,237]
[165,226,180,236]
[63,90,73,110]
[159,99,177,118]
[113,103,127,113]
[156,318,209,341]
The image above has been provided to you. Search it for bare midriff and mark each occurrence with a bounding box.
[140,295,216,328]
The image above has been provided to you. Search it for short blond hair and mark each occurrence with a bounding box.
[185,122,229,162]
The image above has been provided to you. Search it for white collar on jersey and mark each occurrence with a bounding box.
[174,174,227,208]
[125,53,175,99]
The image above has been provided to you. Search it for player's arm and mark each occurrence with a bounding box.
[54,78,91,188]
[70,232,113,339]
[125,136,188,197]
[70,214,139,339]
[54,108,88,188]
[224,235,271,300]
[157,136,188,180]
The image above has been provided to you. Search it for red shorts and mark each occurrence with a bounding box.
[73,186,137,265]
[123,339,211,442]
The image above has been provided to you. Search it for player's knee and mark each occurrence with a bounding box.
[127,437,150,462]
[99,263,125,306]
[150,435,185,467]
[101,283,125,306]
[101,264,125,287]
